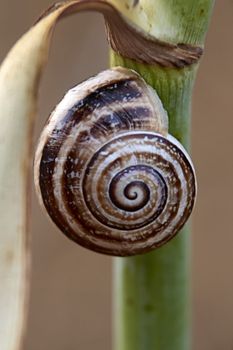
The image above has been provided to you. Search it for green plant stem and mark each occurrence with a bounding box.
[111,54,197,350]
[111,3,214,349]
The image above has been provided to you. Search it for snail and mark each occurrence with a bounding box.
[34,67,196,256]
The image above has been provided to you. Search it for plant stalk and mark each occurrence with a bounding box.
[111,1,215,348]
[111,56,196,350]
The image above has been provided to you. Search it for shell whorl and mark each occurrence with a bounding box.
[34,67,196,256]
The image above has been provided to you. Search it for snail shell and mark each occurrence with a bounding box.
[34,67,196,256]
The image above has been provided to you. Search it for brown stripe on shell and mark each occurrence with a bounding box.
[38,67,167,184]
[50,78,144,132]
[39,74,148,188]
[87,106,151,139]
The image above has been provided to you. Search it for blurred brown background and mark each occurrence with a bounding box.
[0,1,232,349]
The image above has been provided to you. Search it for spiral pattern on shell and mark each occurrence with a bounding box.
[34,67,196,256]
